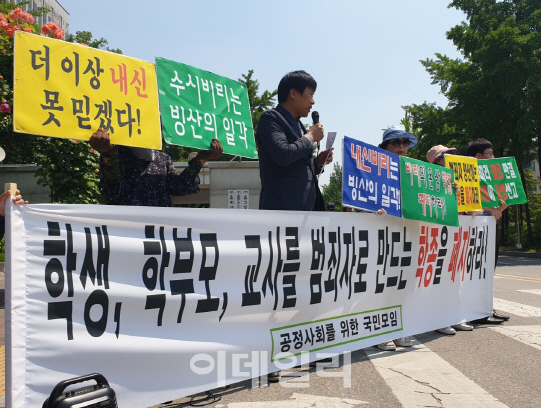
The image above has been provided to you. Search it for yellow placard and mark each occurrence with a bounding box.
[13,31,161,149]
[445,155,482,212]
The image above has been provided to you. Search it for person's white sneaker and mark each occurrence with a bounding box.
[394,337,413,347]
[377,341,396,351]
[436,326,456,335]
[452,323,473,331]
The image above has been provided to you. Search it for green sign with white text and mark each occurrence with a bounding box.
[156,57,257,158]
[400,157,459,227]
[477,157,527,207]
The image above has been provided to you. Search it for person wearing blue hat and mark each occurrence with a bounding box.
[376,127,418,351]
[378,127,418,153]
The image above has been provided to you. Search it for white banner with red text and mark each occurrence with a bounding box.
[6,203,494,408]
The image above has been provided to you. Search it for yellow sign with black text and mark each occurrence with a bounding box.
[13,31,161,149]
[445,155,483,212]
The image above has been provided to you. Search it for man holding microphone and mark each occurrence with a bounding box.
[256,70,333,212]
[255,70,333,382]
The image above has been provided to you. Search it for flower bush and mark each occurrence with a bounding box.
[0,2,102,204]
[0,99,9,112]
[0,7,64,56]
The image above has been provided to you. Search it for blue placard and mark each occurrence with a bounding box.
[342,136,402,217]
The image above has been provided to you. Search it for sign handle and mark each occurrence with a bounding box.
[4,183,17,195]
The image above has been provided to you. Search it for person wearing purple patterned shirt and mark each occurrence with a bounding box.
[89,128,222,207]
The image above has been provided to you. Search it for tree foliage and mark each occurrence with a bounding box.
[322,162,343,211]
[34,139,102,204]
[403,0,541,249]
[66,30,122,54]
[403,102,465,161]
[406,0,541,165]
[238,70,277,131]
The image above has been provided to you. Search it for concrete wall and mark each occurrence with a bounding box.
[0,164,51,203]
[209,161,261,209]
[171,161,261,208]
[0,161,262,208]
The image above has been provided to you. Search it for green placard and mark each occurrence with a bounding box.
[477,157,527,207]
[156,57,257,158]
[400,157,459,227]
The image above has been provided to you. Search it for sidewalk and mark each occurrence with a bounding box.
[499,250,541,259]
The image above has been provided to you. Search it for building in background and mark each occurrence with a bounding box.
[527,160,541,194]
[10,0,69,34]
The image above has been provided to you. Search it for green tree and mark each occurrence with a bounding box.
[401,102,464,161]
[34,139,102,204]
[322,162,343,211]
[406,0,541,248]
[238,70,277,131]
[66,30,122,54]
[500,168,541,250]
[417,0,541,165]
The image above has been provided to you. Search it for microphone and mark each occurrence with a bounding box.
[311,111,320,150]
[311,111,319,125]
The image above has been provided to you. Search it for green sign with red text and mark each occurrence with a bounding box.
[477,157,527,207]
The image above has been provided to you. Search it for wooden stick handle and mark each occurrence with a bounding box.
[4,183,17,195]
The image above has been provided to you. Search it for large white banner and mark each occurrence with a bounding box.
[5,203,495,407]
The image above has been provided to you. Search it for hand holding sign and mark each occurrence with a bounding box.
[202,139,223,160]
[485,198,509,220]
[0,188,27,218]
[89,129,114,154]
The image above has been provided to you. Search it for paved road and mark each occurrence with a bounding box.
[150,255,541,408]
[2,255,540,407]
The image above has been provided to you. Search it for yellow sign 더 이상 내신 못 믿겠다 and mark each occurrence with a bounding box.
[13,31,161,149]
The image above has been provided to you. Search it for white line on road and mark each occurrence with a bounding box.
[215,393,368,407]
[518,289,541,296]
[364,342,509,407]
[493,298,541,317]
[490,325,541,351]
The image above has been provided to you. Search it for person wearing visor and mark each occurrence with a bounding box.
[376,128,417,351]
[426,145,458,167]
[427,145,461,194]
